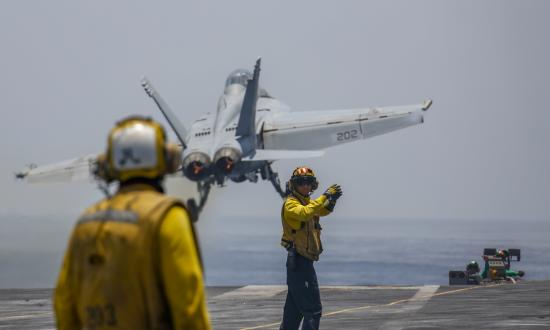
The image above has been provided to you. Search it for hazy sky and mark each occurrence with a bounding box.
[1,0,549,224]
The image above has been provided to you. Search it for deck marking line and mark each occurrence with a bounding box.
[323,285,422,291]
[240,321,281,330]
[213,285,286,300]
[240,283,503,330]
[379,285,439,329]
[0,311,53,321]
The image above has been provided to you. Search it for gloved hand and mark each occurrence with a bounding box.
[323,184,342,202]
[325,200,337,212]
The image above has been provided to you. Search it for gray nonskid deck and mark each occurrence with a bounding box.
[1,281,549,329]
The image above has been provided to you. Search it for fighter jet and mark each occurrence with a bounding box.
[16,58,432,214]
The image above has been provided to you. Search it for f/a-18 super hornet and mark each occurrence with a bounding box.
[16,58,432,215]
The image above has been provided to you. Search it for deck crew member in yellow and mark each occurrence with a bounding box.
[280,167,342,330]
[54,116,211,330]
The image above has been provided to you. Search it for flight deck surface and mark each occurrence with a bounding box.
[1,281,549,329]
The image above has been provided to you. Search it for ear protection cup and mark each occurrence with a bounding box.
[311,180,319,191]
[94,153,114,183]
[165,143,183,174]
[285,181,292,196]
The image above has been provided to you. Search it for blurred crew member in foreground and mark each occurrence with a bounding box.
[280,167,342,330]
[54,116,211,329]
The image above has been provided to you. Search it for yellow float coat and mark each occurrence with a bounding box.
[281,193,331,261]
[54,184,211,330]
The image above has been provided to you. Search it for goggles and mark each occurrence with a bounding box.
[293,176,316,186]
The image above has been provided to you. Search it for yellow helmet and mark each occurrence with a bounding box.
[290,166,319,191]
[96,116,182,183]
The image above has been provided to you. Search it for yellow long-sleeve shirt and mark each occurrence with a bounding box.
[283,194,331,230]
[159,207,211,330]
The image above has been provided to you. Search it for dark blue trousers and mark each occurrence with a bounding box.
[280,253,322,330]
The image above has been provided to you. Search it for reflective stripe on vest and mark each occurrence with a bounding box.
[78,210,139,225]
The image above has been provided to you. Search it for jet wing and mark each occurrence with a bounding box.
[262,100,432,150]
[16,154,98,183]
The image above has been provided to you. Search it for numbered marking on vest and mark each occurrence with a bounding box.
[86,304,117,327]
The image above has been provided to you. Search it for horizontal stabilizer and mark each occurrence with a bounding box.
[242,149,324,161]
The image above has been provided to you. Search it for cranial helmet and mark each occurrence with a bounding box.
[289,166,319,191]
[96,116,182,183]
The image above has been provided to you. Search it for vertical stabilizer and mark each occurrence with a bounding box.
[236,58,261,155]
[141,77,188,149]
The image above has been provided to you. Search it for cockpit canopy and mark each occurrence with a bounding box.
[225,69,252,88]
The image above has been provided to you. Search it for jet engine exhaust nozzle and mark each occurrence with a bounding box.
[182,152,211,181]
[213,148,241,174]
